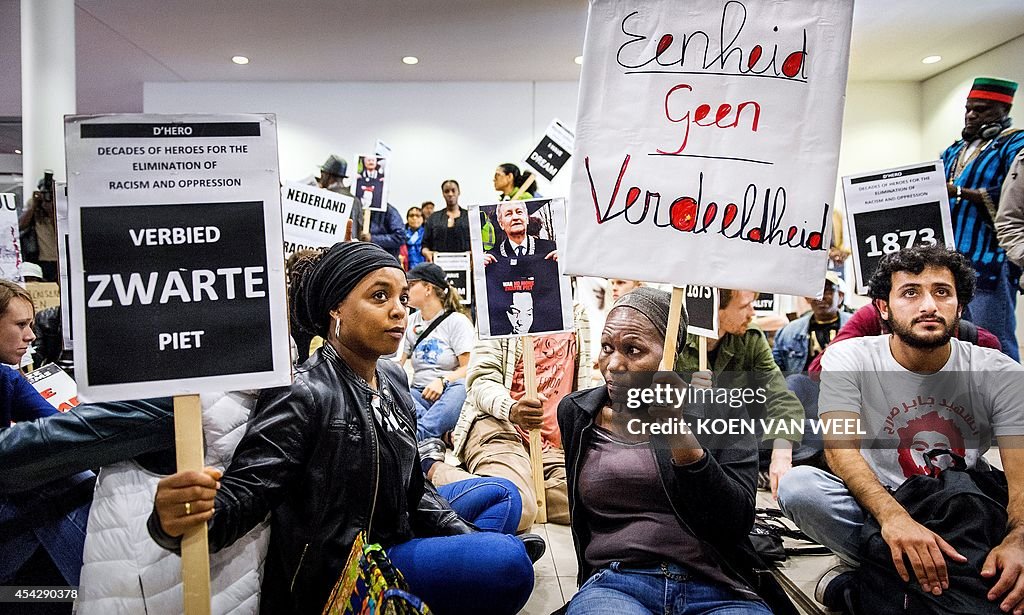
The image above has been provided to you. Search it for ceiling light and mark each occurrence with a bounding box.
[231,55,249,65]
[13,149,21,154]
[922,55,942,65]
[402,56,419,65]
[574,55,583,65]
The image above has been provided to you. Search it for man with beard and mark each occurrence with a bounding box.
[940,77,1024,360]
[777,246,1024,614]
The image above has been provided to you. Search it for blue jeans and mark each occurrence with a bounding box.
[567,562,771,615]
[438,477,521,535]
[777,466,866,565]
[388,523,533,615]
[0,487,91,585]
[963,260,1019,361]
[412,379,466,441]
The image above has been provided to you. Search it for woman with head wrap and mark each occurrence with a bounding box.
[556,288,785,615]
[150,242,536,615]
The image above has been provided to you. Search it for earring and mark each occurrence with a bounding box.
[334,317,341,338]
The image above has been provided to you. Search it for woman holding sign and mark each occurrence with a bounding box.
[557,288,784,615]
[150,243,536,615]
[493,163,533,200]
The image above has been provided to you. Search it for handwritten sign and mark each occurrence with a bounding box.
[564,0,853,297]
[433,251,473,305]
[524,119,575,182]
[64,113,291,402]
[0,193,22,283]
[281,182,352,258]
[469,198,573,339]
[684,285,719,339]
[27,282,61,312]
[842,162,954,294]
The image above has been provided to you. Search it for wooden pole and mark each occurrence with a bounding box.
[510,173,537,201]
[698,337,708,371]
[362,208,372,240]
[660,287,685,371]
[522,335,547,523]
[174,394,211,615]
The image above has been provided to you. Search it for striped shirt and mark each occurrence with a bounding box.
[941,129,1024,285]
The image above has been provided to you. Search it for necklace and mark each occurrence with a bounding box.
[952,137,994,181]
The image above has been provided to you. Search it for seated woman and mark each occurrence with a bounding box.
[150,242,536,615]
[398,262,474,442]
[557,287,786,615]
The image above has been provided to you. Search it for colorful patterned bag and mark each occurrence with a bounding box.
[321,531,431,615]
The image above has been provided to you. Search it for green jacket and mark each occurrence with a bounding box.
[675,327,803,444]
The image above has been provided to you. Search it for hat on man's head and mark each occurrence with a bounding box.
[824,270,846,296]
[407,263,449,291]
[320,155,348,178]
[968,77,1018,105]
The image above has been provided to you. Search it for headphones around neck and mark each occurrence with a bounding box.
[978,116,1013,140]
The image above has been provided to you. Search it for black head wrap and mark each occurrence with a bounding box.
[293,242,403,338]
[609,287,688,359]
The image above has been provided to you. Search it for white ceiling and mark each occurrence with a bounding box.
[2,0,1024,152]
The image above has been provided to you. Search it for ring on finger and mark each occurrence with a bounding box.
[184,501,192,516]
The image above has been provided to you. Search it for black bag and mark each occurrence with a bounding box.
[750,508,832,563]
[856,450,1009,614]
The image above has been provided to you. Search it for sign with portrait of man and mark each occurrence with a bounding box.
[353,153,388,212]
[468,198,573,339]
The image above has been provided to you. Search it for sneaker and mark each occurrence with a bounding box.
[519,533,547,563]
[757,471,770,491]
[417,437,446,463]
[815,563,857,613]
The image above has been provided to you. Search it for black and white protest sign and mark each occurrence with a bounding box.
[842,162,954,294]
[0,193,20,283]
[524,119,575,182]
[55,182,73,349]
[433,251,472,305]
[65,113,291,402]
[684,285,719,339]
[753,292,777,315]
[281,181,352,258]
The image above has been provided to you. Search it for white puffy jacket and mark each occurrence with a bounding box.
[76,391,270,615]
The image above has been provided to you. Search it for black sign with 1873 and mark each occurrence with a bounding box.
[852,202,943,290]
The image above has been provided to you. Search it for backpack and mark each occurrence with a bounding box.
[856,450,1008,614]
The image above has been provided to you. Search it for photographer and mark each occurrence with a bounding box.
[19,172,58,281]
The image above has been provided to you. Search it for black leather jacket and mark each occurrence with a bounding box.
[155,344,475,614]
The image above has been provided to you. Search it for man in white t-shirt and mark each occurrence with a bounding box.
[777,245,1024,613]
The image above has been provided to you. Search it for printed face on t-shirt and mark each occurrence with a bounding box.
[507,292,534,334]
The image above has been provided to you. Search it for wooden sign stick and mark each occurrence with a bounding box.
[362,208,372,240]
[522,334,547,524]
[660,287,685,371]
[510,173,537,201]
[698,337,708,371]
[174,394,211,615]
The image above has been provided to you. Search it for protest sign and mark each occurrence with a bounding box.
[27,282,61,312]
[25,364,79,412]
[433,251,473,305]
[55,182,73,349]
[524,119,575,182]
[64,113,291,402]
[353,153,388,213]
[842,161,954,294]
[374,139,393,159]
[469,198,573,339]
[281,181,352,258]
[564,0,853,296]
[0,193,22,283]
[684,285,719,339]
[753,292,777,315]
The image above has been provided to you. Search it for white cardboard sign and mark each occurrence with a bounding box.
[281,181,353,258]
[0,193,23,283]
[65,113,291,402]
[564,0,853,296]
[842,161,955,295]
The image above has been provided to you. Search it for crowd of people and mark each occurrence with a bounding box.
[1,77,1024,615]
